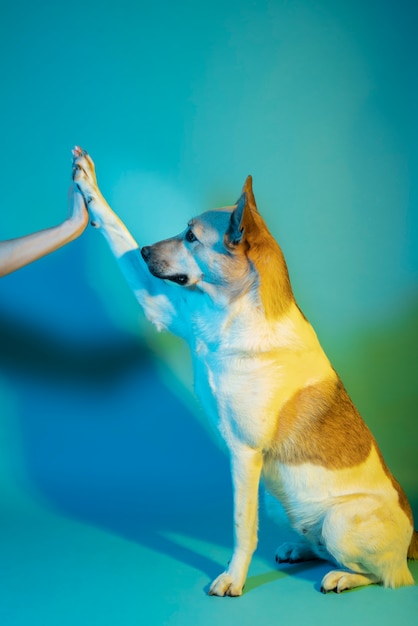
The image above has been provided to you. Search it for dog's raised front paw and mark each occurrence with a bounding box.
[72,146,108,227]
[72,146,98,204]
[208,571,243,597]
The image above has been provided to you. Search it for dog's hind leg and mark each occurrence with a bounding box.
[321,496,415,592]
[320,558,413,592]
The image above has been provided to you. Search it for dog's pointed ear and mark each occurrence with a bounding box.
[242,175,258,213]
[226,175,258,246]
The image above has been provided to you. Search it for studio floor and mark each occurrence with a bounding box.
[1,488,417,626]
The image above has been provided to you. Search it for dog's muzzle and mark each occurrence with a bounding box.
[141,246,188,286]
[141,246,152,262]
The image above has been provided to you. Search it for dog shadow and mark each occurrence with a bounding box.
[0,310,331,590]
[0,312,230,577]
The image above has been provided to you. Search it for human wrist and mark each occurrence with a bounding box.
[63,212,88,239]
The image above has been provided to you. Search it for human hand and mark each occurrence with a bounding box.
[72,146,108,229]
[67,183,89,233]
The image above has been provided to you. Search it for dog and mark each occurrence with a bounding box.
[72,146,417,596]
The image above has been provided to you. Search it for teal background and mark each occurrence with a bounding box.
[0,0,417,624]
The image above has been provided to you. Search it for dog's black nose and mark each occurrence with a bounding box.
[141,246,151,261]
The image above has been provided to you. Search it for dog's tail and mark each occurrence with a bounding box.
[408,530,418,559]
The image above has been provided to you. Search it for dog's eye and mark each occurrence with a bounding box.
[176,274,188,285]
[185,229,197,243]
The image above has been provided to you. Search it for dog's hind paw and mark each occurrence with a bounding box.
[321,570,377,593]
[208,572,243,597]
[275,541,318,564]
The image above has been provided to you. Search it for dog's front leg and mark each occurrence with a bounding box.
[72,147,145,280]
[72,147,180,332]
[209,444,263,597]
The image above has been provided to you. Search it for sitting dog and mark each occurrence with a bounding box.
[72,146,417,595]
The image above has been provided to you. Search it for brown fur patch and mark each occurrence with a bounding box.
[233,176,294,319]
[247,222,294,320]
[273,377,373,469]
[408,530,418,558]
[272,376,414,524]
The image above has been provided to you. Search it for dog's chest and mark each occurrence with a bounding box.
[190,324,286,448]
[187,301,332,448]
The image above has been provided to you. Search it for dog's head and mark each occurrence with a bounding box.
[141,176,293,317]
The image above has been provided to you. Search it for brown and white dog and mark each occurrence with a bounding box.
[72,146,417,595]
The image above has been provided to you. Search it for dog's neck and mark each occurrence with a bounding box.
[187,293,319,359]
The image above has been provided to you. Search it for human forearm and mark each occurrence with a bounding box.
[0,185,88,277]
[0,217,85,277]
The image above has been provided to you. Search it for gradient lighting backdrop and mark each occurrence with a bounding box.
[0,1,417,624]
